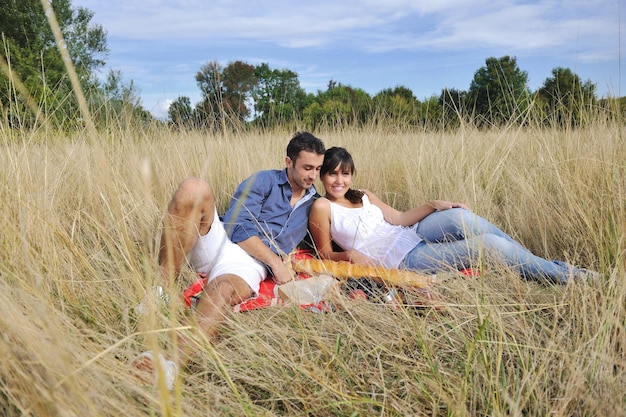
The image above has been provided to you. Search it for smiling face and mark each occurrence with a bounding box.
[286,150,324,194]
[321,162,353,201]
[319,147,357,202]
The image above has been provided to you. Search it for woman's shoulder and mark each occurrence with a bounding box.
[360,190,389,211]
[312,196,331,210]
[360,189,374,201]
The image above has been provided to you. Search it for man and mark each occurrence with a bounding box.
[133,132,326,390]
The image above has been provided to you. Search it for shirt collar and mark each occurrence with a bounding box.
[279,168,317,196]
[278,168,289,186]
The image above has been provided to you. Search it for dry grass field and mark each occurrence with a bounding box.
[0,122,624,416]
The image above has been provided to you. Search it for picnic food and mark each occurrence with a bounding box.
[292,258,434,289]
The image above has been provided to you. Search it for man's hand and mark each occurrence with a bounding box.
[271,261,295,285]
[236,236,296,284]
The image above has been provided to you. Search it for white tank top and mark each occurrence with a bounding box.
[329,194,422,268]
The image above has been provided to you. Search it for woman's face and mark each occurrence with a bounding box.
[321,162,353,200]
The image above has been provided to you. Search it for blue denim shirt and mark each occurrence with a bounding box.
[222,169,318,256]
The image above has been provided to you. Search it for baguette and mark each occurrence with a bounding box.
[292,258,434,289]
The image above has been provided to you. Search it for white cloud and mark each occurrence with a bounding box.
[363,1,616,56]
[79,0,617,59]
[72,0,622,115]
[148,98,173,120]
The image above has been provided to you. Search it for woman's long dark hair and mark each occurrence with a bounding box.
[321,147,364,204]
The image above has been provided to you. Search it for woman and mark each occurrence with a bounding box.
[308,147,599,284]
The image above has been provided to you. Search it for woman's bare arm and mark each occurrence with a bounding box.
[308,198,377,265]
[365,190,468,226]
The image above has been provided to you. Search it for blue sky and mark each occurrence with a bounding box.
[72,0,623,119]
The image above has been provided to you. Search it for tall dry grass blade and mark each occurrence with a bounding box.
[40,0,95,135]
[0,42,51,132]
[0,126,623,415]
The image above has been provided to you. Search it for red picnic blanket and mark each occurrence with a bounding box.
[181,250,479,313]
[182,250,321,312]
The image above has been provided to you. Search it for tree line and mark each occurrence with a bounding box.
[170,56,606,131]
[1,0,621,132]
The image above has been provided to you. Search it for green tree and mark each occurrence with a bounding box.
[252,62,307,126]
[222,60,257,122]
[321,99,352,127]
[377,85,416,103]
[537,67,596,126]
[315,83,372,126]
[61,6,108,82]
[93,69,150,127]
[195,60,257,130]
[418,95,444,129]
[195,60,223,129]
[467,56,530,126]
[372,86,419,126]
[302,101,324,130]
[438,88,468,128]
[0,0,108,128]
[168,96,193,128]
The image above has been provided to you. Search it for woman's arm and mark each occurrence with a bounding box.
[364,190,469,226]
[308,198,349,262]
[308,198,377,265]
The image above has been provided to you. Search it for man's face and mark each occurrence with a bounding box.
[286,151,324,193]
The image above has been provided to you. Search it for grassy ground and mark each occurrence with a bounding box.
[0,123,624,416]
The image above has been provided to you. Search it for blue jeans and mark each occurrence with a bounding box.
[400,208,580,284]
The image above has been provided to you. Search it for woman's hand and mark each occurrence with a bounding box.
[428,200,469,211]
[347,250,378,267]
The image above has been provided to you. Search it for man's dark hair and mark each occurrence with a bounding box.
[287,132,325,162]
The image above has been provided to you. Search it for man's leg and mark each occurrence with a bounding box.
[132,274,254,389]
[174,274,253,371]
[159,177,215,287]
[188,274,254,343]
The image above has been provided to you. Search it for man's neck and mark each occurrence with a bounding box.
[290,185,306,206]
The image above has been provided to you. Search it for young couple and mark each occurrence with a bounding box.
[134,134,598,390]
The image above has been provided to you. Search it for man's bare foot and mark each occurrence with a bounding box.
[404,287,444,309]
[130,351,178,391]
